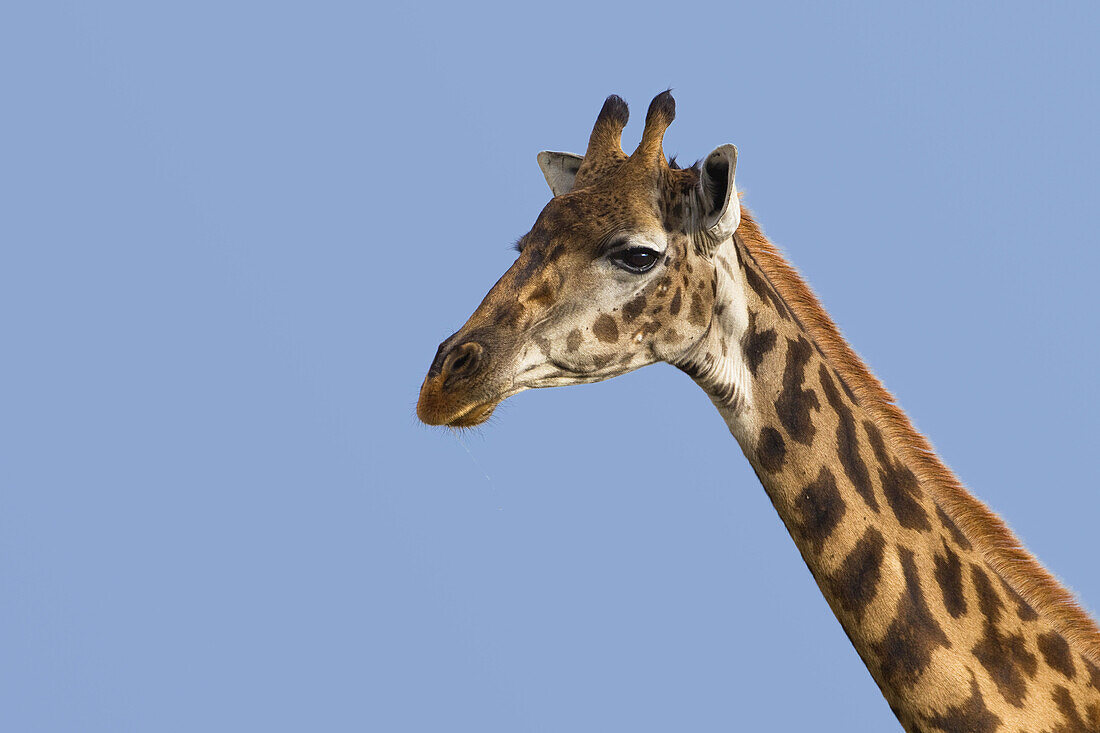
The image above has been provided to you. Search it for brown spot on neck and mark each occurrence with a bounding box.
[933,538,967,618]
[923,675,1002,733]
[775,336,819,445]
[863,419,930,531]
[756,427,786,473]
[819,364,877,512]
[828,526,885,622]
[873,546,950,689]
[741,311,777,376]
[792,466,845,555]
[1038,631,1078,680]
[970,563,1038,707]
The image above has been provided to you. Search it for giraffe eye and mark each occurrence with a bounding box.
[611,247,660,273]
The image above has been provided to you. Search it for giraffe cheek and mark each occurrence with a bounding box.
[565,328,583,353]
[592,314,619,344]
[628,319,663,345]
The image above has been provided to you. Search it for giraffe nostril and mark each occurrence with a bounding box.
[443,342,484,380]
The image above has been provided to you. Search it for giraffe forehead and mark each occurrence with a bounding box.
[526,185,662,245]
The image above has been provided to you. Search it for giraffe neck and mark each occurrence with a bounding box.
[673,225,1100,732]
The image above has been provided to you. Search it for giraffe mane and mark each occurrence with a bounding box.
[735,206,1100,663]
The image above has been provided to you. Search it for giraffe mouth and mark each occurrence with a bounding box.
[443,400,499,428]
[416,363,505,427]
[416,378,501,427]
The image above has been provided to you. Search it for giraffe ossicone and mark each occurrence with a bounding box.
[416,92,1100,732]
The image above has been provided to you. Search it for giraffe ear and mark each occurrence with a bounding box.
[697,144,740,247]
[537,151,584,196]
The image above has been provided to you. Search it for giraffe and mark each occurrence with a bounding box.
[416,92,1100,732]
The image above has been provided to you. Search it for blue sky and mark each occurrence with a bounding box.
[2,2,1099,731]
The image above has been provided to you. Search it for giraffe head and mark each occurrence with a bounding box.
[417,92,748,427]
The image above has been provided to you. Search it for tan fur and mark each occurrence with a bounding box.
[735,207,1100,664]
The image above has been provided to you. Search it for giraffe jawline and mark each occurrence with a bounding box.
[444,400,499,428]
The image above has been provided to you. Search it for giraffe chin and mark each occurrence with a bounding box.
[440,401,498,428]
[416,370,504,428]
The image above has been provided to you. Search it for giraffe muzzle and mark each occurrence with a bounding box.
[417,339,500,427]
